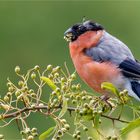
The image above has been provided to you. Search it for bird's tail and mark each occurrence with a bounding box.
[131,81,140,99]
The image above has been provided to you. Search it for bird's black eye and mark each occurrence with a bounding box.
[78,25,86,33]
[78,25,84,30]
[72,24,80,30]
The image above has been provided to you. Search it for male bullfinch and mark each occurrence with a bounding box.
[64,20,140,100]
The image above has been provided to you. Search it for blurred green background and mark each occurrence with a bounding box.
[0,1,140,140]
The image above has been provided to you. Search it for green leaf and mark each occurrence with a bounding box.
[41,76,58,91]
[94,114,100,128]
[58,97,67,118]
[39,126,55,140]
[101,82,119,96]
[120,118,140,135]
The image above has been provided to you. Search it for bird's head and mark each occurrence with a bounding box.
[64,20,104,42]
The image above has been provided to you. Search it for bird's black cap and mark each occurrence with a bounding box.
[64,20,104,42]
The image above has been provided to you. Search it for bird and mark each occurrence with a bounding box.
[64,20,140,101]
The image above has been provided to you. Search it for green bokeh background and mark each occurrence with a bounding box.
[0,1,140,140]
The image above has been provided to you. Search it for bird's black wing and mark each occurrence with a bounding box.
[119,58,140,79]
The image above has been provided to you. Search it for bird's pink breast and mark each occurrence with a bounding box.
[72,53,122,93]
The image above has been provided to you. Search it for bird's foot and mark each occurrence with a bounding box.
[99,94,110,101]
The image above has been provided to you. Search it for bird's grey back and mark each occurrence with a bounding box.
[85,31,135,65]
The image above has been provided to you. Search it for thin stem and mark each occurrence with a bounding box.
[117,104,124,119]
[64,62,70,77]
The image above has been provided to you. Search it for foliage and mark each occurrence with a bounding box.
[0,65,140,140]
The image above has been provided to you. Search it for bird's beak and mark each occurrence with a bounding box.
[64,28,76,42]
[64,32,73,42]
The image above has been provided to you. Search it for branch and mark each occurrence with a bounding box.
[2,106,49,119]
[2,105,129,124]
[101,114,130,123]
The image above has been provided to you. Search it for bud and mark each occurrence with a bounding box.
[27,135,34,140]
[32,132,38,137]
[31,72,36,79]
[52,91,57,96]
[84,103,89,108]
[98,110,102,114]
[56,136,60,140]
[61,128,67,132]
[72,134,77,138]
[72,100,76,104]
[47,64,53,71]
[71,73,76,80]
[48,74,53,79]
[61,119,67,124]
[82,96,86,100]
[31,104,36,108]
[55,66,61,71]
[52,66,61,74]
[61,77,66,82]
[83,127,88,131]
[29,89,34,93]
[53,99,58,104]
[106,136,111,140]
[88,137,93,140]
[55,88,60,93]
[1,104,10,110]
[123,89,128,95]
[76,130,80,135]
[34,65,40,71]
[22,86,28,92]
[64,124,70,130]
[25,128,30,134]
[88,96,92,100]
[58,130,63,136]
[112,136,118,140]
[76,84,81,90]
[4,96,9,102]
[77,135,81,140]
[39,103,44,107]
[8,86,14,92]
[31,128,37,133]
[62,85,67,91]
[54,73,59,78]
[58,95,62,100]
[20,131,25,135]
[7,92,12,97]
[18,81,24,87]
[119,92,124,96]
[79,110,83,116]
[15,91,21,97]
[76,95,81,100]
[0,134,4,139]
[0,115,3,120]
[7,82,11,87]
[31,93,36,98]
[15,66,20,73]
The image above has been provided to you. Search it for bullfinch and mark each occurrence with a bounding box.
[64,20,140,100]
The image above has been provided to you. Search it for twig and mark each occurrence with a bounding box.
[101,114,129,123]
[1,105,129,124]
